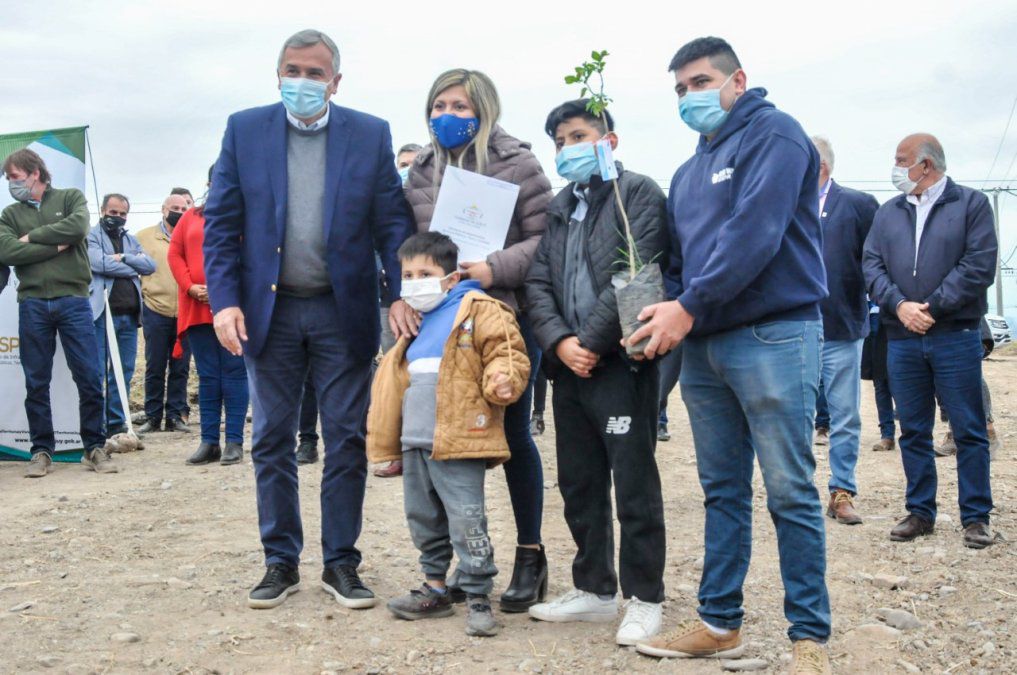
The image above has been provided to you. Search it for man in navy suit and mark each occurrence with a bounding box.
[811,136,879,526]
[203,29,415,610]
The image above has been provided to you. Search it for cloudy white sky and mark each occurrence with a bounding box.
[4,0,1017,312]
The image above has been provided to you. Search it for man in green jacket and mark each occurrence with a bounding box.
[0,148,118,477]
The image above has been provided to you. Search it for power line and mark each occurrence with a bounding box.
[984,94,1017,185]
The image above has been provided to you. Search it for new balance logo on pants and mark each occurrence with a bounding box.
[605,416,632,435]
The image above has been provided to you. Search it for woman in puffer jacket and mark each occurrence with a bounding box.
[401,68,552,613]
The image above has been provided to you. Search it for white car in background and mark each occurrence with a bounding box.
[985,314,1012,348]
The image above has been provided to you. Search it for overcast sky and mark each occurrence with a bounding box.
[4,0,1017,311]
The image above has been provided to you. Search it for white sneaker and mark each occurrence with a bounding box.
[615,597,662,645]
[528,588,617,623]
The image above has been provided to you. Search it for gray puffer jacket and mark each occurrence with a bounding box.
[404,126,553,310]
[526,166,667,372]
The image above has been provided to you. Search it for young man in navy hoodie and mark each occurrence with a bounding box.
[630,38,831,673]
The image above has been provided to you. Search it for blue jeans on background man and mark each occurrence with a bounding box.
[820,339,864,495]
[93,312,138,432]
[657,344,683,426]
[245,294,373,569]
[873,379,896,440]
[888,330,992,525]
[298,372,319,446]
[188,324,249,445]
[142,305,190,425]
[501,314,544,546]
[19,297,106,455]
[814,381,830,430]
[680,320,830,642]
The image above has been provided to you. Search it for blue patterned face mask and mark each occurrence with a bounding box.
[430,114,479,149]
[280,77,329,118]
[678,72,735,135]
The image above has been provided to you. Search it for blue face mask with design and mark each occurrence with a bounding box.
[430,114,479,149]
[555,142,600,184]
[280,77,329,119]
[678,72,736,136]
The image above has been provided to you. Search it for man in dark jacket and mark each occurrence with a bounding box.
[811,136,880,526]
[526,99,668,646]
[632,38,830,670]
[863,133,996,550]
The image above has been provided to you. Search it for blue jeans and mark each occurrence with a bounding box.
[873,378,896,440]
[820,339,863,495]
[657,344,683,425]
[245,294,373,568]
[501,314,544,546]
[888,330,992,525]
[93,312,139,431]
[680,320,830,642]
[19,297,106,454]
[142,306,190,423]
[814,381,830,430]
[188,324,249,444]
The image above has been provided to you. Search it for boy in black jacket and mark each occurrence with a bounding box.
[525,100,668,646]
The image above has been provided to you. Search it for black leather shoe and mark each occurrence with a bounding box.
[889,514,935,542]
[296,442,319,465]
[499,545,548,612]
[248,563,300,609]
[321,565,376,609]
[186,442,221,465]
[963,522,994,549]
[165,418,191,433]
[220,442,244,465]
[136,420,161,434]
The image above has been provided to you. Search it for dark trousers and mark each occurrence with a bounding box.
[298,372,319,445]
[552,356,666,602]
[19,297,105,454]
[501,315,544,545]
[657,344,683,425]
[814,379,830,430]
[873,378,896,440]
[245,294,372,568]
[188,324,249,444]
[532,370,548,416]
[142,305,190,423]
[888,330,993,525]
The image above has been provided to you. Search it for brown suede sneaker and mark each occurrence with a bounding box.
[826,490,863,525]
[635,620,744,658]
[790,639,831,674]
[871,438,895,452]
[814,428,829,446]
[81,446,119,474]
[934,430,956,457]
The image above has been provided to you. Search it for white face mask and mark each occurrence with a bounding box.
[400,273,452,313]
[891,161,921,195]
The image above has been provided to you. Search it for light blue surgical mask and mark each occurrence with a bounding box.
[555,142,599,184]
[398,166,411,184]
[678,72,736,136]
[280,77,329,119]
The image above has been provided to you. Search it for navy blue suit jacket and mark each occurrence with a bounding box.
[203,102,414,359]
[819,180,879,341]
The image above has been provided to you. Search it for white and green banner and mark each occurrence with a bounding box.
[0,126,90,461]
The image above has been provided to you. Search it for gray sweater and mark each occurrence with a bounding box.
[279,125,330,293]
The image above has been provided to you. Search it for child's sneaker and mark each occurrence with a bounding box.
[616,597,662,645]
[465,594,499,636]
[528,588,617,623]
[386,583,454,620]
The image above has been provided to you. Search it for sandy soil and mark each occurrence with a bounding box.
[1,347,1014,674]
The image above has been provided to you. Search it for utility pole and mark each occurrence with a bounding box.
[992,189,1004,316]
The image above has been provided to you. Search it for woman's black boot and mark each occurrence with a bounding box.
[499,545,547,612]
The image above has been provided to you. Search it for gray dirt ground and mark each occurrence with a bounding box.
[1,347,1015,674]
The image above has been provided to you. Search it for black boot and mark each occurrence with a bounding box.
[221,442,244,466]
[186,442,221,465]
[499,545,548,612]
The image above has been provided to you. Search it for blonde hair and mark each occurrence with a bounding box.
[426,69,501,177]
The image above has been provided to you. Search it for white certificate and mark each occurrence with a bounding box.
[430,166,520,264]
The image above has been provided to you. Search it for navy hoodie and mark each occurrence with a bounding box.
[666,88,827,336]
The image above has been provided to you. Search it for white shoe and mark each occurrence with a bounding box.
[528,588,617,623]
[615,597,662,645]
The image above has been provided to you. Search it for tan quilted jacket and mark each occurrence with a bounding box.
[366,290,531,465]
[404,126,553,310]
